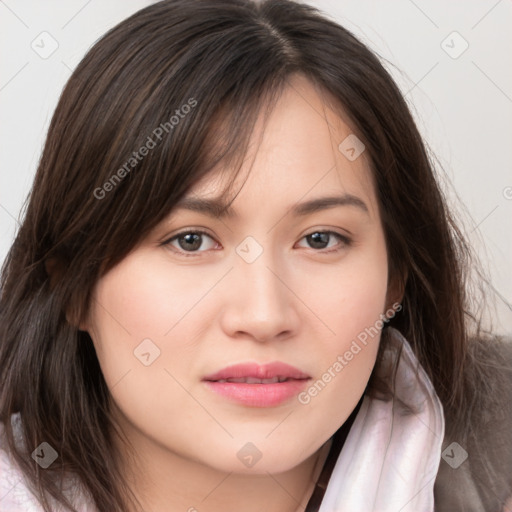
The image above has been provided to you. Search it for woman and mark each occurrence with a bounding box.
[0,1,510,511]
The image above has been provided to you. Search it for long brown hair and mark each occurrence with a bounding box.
[0,1,504,511]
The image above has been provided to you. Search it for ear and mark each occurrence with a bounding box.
[44,256,89,331]
[385,268,408,313]
[68,300,90,332]
[44,256,63,289]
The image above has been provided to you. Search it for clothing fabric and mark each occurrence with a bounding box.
[318,327,445,511]
[0,413,94,512]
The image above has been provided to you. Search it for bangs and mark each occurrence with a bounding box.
[58,2,298,276]
[43,3,295,280]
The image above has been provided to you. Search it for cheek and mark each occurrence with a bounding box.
[93,254,185,336]
[336,235,388,363]
[89,247,227,348]
[307,232,388,343]
[87,252,212,446]
[87,250,206,389]
[297,233,388,418]
[339,250,388,339]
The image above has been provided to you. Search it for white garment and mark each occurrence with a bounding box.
[319,327,445,512]
[0,327,444,511]
[0,412,95,512]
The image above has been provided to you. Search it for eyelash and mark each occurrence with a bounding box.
[161,229,352,258]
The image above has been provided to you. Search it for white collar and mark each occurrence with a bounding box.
[319,327,445,511]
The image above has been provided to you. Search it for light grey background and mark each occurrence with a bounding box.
[1,0,511,334]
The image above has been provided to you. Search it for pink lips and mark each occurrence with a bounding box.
[202,362,311,407]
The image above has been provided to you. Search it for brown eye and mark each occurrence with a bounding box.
[163,230,218,255]
[298,231,351,252]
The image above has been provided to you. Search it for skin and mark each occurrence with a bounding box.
[84,73,399,512]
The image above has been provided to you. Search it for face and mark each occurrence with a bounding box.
[85,74,394,477]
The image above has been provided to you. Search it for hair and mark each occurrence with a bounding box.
[0,1,509,511]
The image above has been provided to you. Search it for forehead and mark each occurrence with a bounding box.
[178,74,379,221]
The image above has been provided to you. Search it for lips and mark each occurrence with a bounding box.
[202,362,311,407]
[202,361,310,382]
[215,376,290,383]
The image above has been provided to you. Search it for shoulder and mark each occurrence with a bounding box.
[434,333,512,512]
[0,414,97,512]
[0,416,45,512]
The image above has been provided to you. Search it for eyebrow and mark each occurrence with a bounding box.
[173,194,369,218]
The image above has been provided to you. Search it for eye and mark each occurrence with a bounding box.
[162,229,351,257]
[296,230,351,253]
[162,230,219,256]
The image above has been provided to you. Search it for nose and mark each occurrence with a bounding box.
[218,248,300,343]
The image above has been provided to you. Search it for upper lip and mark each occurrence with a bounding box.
[202,362,310,382]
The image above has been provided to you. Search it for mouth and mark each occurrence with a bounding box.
[212,376,299,384]
[202,362,311,407]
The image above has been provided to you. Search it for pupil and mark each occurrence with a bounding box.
[308,232,328,249]
[179,233,201,251]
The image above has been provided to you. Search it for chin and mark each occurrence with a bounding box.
[196,442,308,476]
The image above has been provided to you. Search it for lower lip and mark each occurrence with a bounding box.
[203,379,310,407]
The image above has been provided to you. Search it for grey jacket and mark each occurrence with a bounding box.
[434,335,512,511]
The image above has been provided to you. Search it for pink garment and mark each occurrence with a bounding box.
[0,327,444,511]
